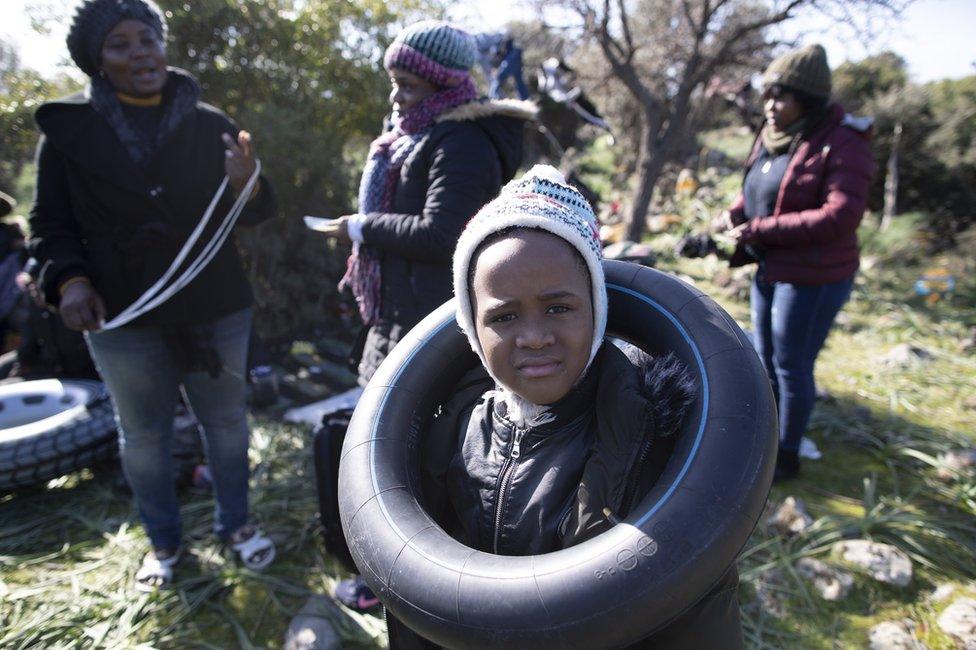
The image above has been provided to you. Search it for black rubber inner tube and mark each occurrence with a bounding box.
[339,260,777,649]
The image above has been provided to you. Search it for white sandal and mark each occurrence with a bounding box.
[135,547,182,592]
[230,525,276,571]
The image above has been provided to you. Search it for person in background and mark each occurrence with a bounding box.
[714,44,874,481]
[311,19,533,611]
[490,37,531,101]
[4,258,98,381]
[472,30,504,84]
[29,0,278,590]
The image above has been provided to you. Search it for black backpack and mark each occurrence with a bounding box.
[312,408,357,572]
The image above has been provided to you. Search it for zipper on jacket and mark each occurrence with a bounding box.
[622,437,654,514]
[492,427,525,553]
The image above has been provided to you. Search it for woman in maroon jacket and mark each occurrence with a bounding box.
[714,44,873,481]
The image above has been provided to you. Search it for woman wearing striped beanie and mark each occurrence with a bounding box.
[314,19,536,611]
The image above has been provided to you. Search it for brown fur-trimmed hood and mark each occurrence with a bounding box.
[435,99,536,183]
[436,98,538,124]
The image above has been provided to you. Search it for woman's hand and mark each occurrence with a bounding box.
[306,215,352,244]
[223,131,258,197]
[726,222,750,243]
[60,280,106,331]
[711,210,734,233]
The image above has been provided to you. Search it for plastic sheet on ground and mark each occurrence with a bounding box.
[283,386,363,426]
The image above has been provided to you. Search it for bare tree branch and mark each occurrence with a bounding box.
[681,0,699,33]
[616,0,638,64]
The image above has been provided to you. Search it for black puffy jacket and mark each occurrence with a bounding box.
[423,342,695,555]
[356,99,535,382]
[29,72,276,326]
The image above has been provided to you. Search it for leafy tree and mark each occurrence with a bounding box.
[927,75,976,169]
[832,50,907,112]
[865,79,976,243]
[0,39,80,199]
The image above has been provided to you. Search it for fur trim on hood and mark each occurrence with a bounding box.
[436,98,538,123]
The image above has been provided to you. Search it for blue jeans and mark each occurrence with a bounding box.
[490,48,530,100]
[751,275,853,452]
[87,308,252,550]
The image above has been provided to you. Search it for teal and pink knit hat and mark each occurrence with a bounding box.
[384,20,475,88]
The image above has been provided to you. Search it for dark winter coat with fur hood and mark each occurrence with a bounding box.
[356,99,535,383]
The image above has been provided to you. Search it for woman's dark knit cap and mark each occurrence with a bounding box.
[762,44,832,100]
[66,0,168,78]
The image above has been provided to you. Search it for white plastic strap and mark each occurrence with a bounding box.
[101,161,262,330]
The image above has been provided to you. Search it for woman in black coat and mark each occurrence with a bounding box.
[315,20,533,384]
[313,19,533,609]
[28,0,277,590]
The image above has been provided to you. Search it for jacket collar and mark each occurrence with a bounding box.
[492,352,600,434]
[34,68,200,192]
[745,102,847,168]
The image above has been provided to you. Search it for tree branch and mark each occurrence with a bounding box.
[681,0,698,33]
[616,0,636,62]
[701,0,807,82]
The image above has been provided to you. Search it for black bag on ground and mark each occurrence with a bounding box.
[313,408,357,572]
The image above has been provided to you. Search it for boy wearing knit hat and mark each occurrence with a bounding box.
[384,166,743,648]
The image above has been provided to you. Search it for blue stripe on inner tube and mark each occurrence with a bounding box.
[368,283,708,541]
[604,283,708,527]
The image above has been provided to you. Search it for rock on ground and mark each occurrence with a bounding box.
[936,448,976,480]
[766,496,814,536]
[751,568,788,619]
[284,596,345,650]
[930,583,956,602]
[880,343,933,369]
[795,557,854,601]
[938,598,976,650]
[869,619,926,650]
[834,540,913,587]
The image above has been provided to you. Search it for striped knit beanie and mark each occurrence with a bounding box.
[384,20,475,88]
[762,44,831,100]
[453,165,606,373]
[67,0,167,78]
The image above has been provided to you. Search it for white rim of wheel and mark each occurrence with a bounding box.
[0,380,101,442]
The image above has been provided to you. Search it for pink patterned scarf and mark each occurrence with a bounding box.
[340,77,478,325]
